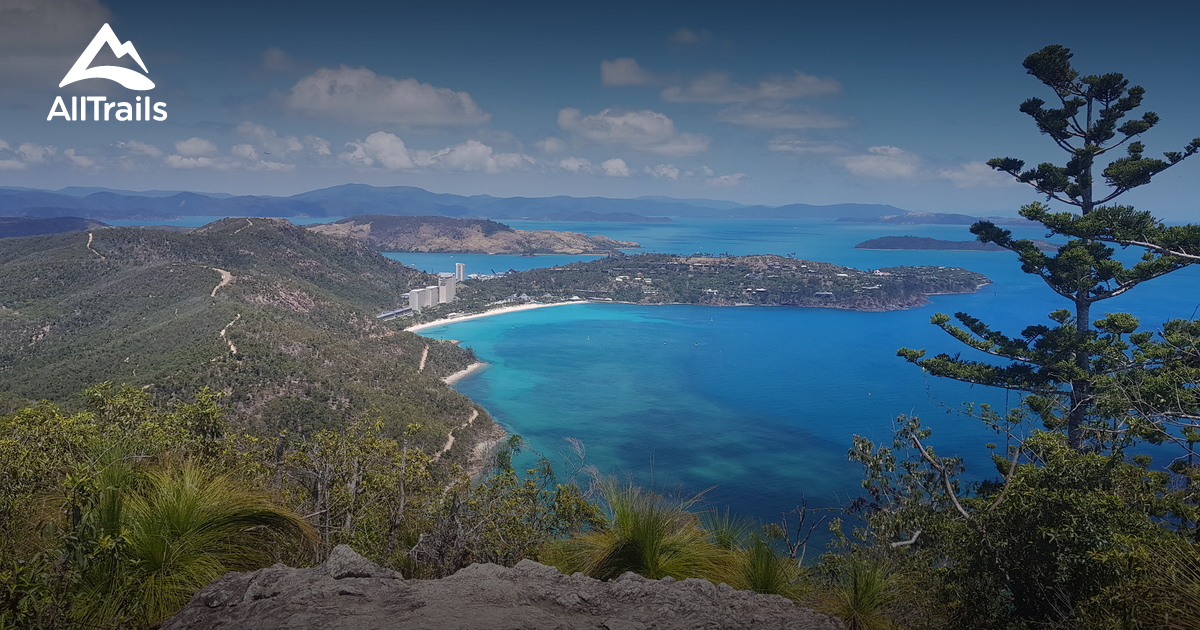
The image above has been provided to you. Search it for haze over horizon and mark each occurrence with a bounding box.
[1,0,1198,218]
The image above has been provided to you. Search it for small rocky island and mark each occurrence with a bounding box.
[436,253,990,314]
[855,235,1058,252]
[308,214,640,254]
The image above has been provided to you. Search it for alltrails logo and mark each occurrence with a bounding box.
[47,23,168,122]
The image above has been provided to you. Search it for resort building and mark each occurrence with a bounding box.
[438,276,457,303]
[406,266,463,312]
[455,262,466,281]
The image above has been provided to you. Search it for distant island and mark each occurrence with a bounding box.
[307,214,640,254]
[839,212,1036,226]
[410,253,990,319]
[855,235,1059,252]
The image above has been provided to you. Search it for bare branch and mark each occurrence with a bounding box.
[891,529,923,548]
[910,434,972,520]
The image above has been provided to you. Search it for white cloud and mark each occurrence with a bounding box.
[646,163,680,180]
[938,161,1014,188]
[251,160,295,172]
[163,132,310,172]
[307,136,332,156]
[97,140,165,171]
[0,139,24,170]
[558,107,709,157]
[558,157,592,173]
[537,137,567,154]
[669,28,713,44]
[63,148,95,168]
[558,108,668,144]
[17,143,56,163]
[645,134,710,157]
[165,155,220,170]
[174,137,218,157]
[287,66,491,126]
[118,140,163,158]
[341,131,414,170]
[767,139,844,155]
[601,58,656,86]
[601,158,630,177]
[706,173,746,187]
[841,145,922,180]
[231,144,258,159]
[687,165,715,178]
[716,104,850,129]
[341,134,532,173]
[223,123,331,168]
[412,140,533,174]
[237,122,304,154]
[662,71,841,103]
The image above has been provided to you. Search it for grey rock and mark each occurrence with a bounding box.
[325,544,400,580]
[604,619,647,630]
[162,548,845,630]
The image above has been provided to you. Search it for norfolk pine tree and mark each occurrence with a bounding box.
[899,44,1200,455]
[847,46,1200,627]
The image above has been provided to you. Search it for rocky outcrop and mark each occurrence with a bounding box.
[162,545,844,630]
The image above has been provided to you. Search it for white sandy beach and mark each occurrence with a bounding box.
[405,301,586,333]
[443,361,487,385]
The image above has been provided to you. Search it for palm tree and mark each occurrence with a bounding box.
[64,458,317,628]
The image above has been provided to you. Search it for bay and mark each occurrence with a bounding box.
[104,214,1200,541]
[412,218,1200,538]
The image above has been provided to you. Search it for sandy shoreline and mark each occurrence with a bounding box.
[405,301,586,333]
[443,361,487,385]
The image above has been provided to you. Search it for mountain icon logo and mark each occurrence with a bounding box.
[59,23,155,91]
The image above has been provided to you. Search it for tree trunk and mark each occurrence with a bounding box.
[1069,290,1092,450]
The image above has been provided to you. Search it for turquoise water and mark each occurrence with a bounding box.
[382,252,606,274]
[110,214,1200,538]
[413,218,1200,534]
[106,216,345,227]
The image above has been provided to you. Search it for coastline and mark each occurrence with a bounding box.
[443,361,487,385]
[405,301,587,333]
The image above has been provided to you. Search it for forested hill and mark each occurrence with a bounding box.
[308,214,640,254]
[438,253,990,315]
[0,218,487,454]
[0,216,109,238]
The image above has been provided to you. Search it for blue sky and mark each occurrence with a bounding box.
[1,0,1198,217]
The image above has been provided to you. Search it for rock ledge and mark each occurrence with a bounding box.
[162,545,844,630]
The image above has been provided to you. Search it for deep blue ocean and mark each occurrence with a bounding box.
[117,214,1200,542]
[399,218,1200,538]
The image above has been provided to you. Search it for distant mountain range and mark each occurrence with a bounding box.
[0,184,1030,225]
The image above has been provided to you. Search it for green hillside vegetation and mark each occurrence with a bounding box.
[421,253,988,320]
[0,217,109,239]
[0,218,486,453]
[308,214,640,254]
